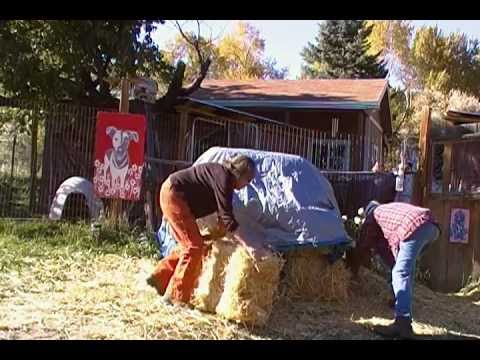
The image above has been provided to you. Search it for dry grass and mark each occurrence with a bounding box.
[349,270,480,339]
[2,252,479,340]
[0,253,262,340]
[1,221,479,340]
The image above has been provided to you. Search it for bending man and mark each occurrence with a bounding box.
[346,201,440,339]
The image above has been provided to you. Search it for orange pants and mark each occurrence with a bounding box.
[150,178,204,303]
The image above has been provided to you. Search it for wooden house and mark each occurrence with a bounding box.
[175,79,392,171]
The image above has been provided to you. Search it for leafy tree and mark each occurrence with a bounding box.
[0,20,175,107]
[390,87,415,140]
[411,26,480,96]
[366,20,415,88]
[215,22,287,80]
[301,20,387,79]
[367,22,480,97]
[368,22,480,145]
[0,20,214,114]
[163,21,288,82]
[162,33,217,88]
[447,89,480,113]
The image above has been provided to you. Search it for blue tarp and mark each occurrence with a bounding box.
[157,147,351,257]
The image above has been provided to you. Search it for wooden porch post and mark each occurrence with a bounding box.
[177,110,189,161]
[414,107,432,206]
[111,78,130,223]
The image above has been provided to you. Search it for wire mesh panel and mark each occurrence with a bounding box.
[187,116,394,171]
[38,104,102,220]
[190,117,228,161]
[0,99,109,219]
[0,99,48,218]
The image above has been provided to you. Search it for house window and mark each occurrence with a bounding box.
[310,139,351,171]
[431,141,480,194]
[431,144,444,193]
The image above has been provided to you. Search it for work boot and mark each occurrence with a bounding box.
[373,317,415,340]
[159,295,193,310]
[146,275,165,296]
[159,294,174,307]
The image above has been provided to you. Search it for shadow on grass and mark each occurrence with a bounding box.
[364,322,480,340]
[249,270,480,340]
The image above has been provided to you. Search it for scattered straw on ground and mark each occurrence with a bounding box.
[1,249,479,339]
[0,253,262,340]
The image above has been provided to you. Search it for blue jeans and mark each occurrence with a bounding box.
[391,222,440,319]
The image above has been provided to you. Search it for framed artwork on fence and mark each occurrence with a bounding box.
[449,208,470,244]
[93,112,146,201]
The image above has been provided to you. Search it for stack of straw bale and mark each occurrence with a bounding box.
[191,233,284,326]
[191,218,349,325]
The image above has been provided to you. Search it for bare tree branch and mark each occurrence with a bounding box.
[154,20,212,111]
[197,20,201,43]
[174,20,205,65]
[180,58,212,96]
[172,20,212,96]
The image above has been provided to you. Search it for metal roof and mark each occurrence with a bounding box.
[190,79,388,109]
[445,110,480,124]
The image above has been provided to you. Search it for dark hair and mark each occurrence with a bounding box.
[223,155,256,181]
[365,201,380,217]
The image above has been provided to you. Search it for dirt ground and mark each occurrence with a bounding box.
[1,253,479,340]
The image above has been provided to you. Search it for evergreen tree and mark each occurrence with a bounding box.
[301,20,387,79]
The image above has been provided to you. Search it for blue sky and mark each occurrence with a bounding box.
[152,20,480,79]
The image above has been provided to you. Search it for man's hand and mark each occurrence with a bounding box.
[245,244,269,261]
[233,227,269,261]
[345,249,360,277]
[345,248,370,278]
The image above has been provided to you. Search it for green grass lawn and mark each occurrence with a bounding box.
[0,220,158,273]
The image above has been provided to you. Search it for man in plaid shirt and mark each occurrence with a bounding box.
[347,201,440,339]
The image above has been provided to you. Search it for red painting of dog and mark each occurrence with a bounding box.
[93,112,146,201]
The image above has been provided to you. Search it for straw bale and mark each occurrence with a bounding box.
[191,240,236,313]
[215,245,284,326]
[282,248,350,302]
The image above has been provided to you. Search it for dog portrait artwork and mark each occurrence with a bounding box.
[104,126,139,189]
[93,112,146,201]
